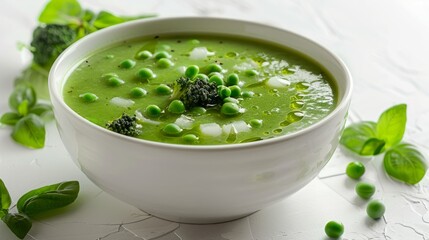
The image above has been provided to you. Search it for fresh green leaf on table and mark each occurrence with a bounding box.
[0,179,12,219]
[2,213,32,239]
[376,104,407,149]
[38,0,82,25]
[384,143,428,184]
[29,103,54,121]
[17,181,80,217]
[9,85,36,112]
[93,11,156,29]
[11,114,46,149]
[0,112,22,126]
[340,121,382,155]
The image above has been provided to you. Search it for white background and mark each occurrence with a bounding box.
[1,0,429,239]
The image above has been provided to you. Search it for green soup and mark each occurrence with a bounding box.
[64,34,337,145]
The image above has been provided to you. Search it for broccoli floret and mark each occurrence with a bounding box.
[106,113,141,137]
[30,24,76,67]
[170,77,222,109]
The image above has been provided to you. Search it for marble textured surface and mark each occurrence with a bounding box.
[1,0,428,239]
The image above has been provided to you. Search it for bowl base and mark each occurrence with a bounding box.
[143,209,257,224]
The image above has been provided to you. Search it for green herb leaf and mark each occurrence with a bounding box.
[29,103,54,121]
[93,11,129,29]
[93,11,156,29]
[17,100,29,116]
[0,179,12,219]
[17,181,80,217]
[2,213,32,239]
[14,64,50,101]
[38,0,82,25]
[0,112,22,126]
[11,114,46,149]
[9,85,36,112]
[340,121,379,154]
[376,104,407,148]
[384,143,428,184]
[360,138,385,156]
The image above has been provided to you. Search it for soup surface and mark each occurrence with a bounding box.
[64,34,337,145]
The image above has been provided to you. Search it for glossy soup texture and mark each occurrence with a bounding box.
[64,34,337,145]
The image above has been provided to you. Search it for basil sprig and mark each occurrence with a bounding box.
[340,104,427,184]
[0,179,80,239]
[17,181,80,217]
[1,85,51,149]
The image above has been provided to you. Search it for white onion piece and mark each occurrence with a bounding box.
[266,76,290,88]
[174,115,194,129]
[222,121,251,134]
[177,66,186,74]
[189,47,215,60]
[110,97,134,108]
[200,123,222,137]
[135,111,160,125]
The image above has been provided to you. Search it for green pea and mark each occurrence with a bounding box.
[183,134,199,144]
[244,69,259,77]
[229,85,242,98]
[79,93,98,103]
[242,91,254,98]
[137,68,156,80]
[190,107,206,116]
[209,75,224,86]
[250,119,263,128]
[189,39,200,45]
[226,73,239,86]
[324,221,344,239]
[221,102,240,116]
[185,65,199,78]
[168,100,185,114]
[157,58,174,68]
[162,123,183,136]
[206,63,222,73]
[101,72,118,79]
[136,50,152,60]
[223,97,239,104]
[154,51,171,60]
[107,76,125,86]
[145,105,161,118]
[155,84,172,95]
[355,182,376,200]
[119,59,136,69]
[346,161,365,179]
[130,87,147,98]
[366,200,385,219]
[219,86,231,99]
[195,73,209,81]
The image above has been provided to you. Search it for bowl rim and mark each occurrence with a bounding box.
[49,16,353,151]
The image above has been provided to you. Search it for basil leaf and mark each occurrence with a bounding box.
[93,11,128,29]
[38,0,82,25]
[29,103,54,121]
[17,100,29,116]
[376,104,407,148]
[11,114,45,149]
[93,11,156,29]
[9,85,36,112]
[0,112,22,126]
[17,181,79,217]
[0,179,11,219]
[340,121,378,154]
[2,213,32,239]
[384,143,427,184]
[360,138,386,156]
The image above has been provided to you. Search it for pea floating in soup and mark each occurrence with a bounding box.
[64,34,337,145]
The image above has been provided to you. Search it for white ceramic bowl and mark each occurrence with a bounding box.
[49,17,352,224]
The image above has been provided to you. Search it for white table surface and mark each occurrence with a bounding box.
[1,0,429,239]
